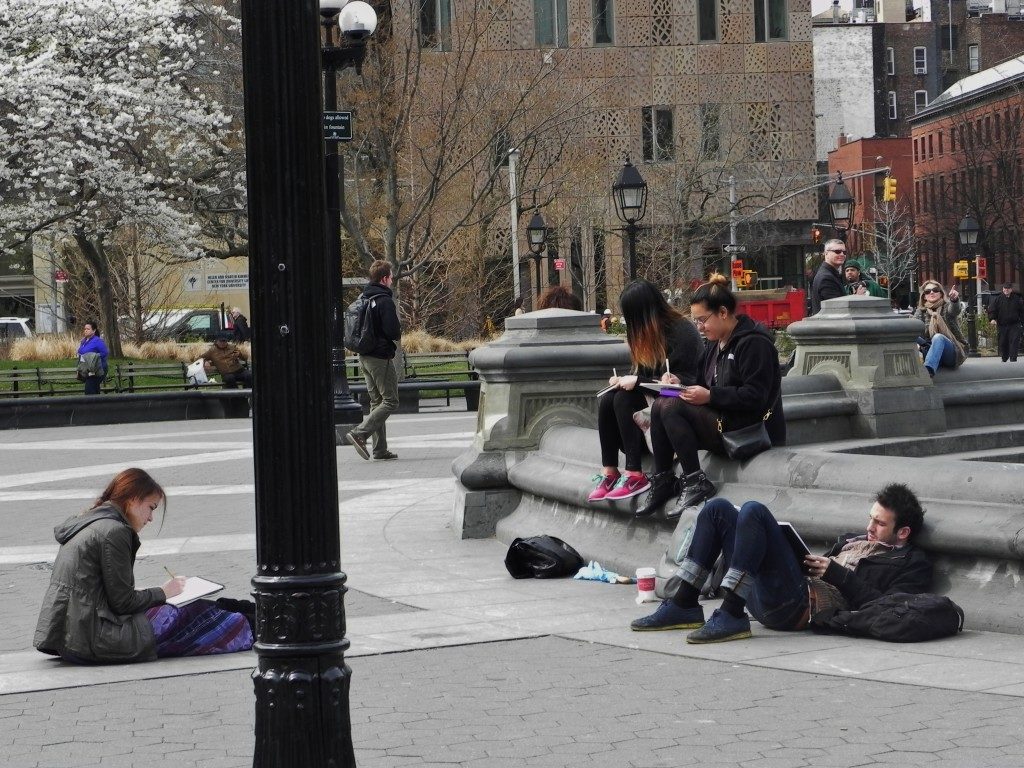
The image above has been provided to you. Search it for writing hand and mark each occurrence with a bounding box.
[608,375,619,387]
[661,373,680,385]
[804,555,830,578]
[161,576,188,599]
[618,375,638,391]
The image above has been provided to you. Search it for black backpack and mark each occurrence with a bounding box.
[504,536,584,579]
[811,592,965,643]
[344,294,378,354]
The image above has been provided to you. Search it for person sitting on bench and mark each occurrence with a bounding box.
[202,332,252,389]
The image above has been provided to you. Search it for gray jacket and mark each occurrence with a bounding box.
[912,301,967,368]
[34,503,165,663]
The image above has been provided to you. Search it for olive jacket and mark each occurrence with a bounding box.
[34,503,166,663]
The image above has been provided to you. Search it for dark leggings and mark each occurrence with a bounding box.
[597,387,650,471]
[650,396,724,475]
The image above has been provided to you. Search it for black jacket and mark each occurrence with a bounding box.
[635,317,703,385]
[987,292,1024,326]
[821,532,933,609]
[231,313,251,342]
[360,282,402,360]
[701,314,786,445]
[810,262,845,315]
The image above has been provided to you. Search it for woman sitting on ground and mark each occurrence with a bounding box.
[645,274,785,519]
[912,280,966,376]
[589,279,703,510]
[35,468,254,663]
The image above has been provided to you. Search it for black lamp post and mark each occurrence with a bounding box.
[612,157,648,280]
[827,174,856,243]
[959,214,981,357]
[322,0,377,434]
[524,210,547,307]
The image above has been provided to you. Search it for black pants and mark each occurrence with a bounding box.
[597,387,650,471]
[650,397,724,475]
[222,369,253,389]
[996,324,1022,362]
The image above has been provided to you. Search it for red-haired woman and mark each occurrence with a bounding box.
[35,468,254,663]
[647,274,785,519]
[590,279,703,514]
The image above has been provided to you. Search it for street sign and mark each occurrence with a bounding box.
[731,260,744,279]
[554,258,566,271]
[206,273,249,291]
[976,257,987,280]
[724,244,746,253]
[953,260,969,279]
[323,111,353,142]
[54,269,68,284]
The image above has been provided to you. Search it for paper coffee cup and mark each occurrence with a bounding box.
[635,567,657,603]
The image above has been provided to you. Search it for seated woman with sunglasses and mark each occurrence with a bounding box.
[589,279,702,505]
[912,281,966,376]
[640,274,786,519]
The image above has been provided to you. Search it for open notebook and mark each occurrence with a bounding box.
[165,577,225,608]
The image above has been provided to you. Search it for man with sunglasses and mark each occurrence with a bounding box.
[810,239,848,315]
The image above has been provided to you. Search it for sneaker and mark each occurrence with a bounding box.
[634,471,678,518]
[604,473,652,501]
[345,431,370,460]
[667,471,716,519]
[587,472,621,503]
[686,608,752,644]
[374,451,399,460]
[630,600,705,631]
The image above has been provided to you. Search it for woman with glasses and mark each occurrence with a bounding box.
[913,281,966,376]
[589,279,702,509]
[642,274,786,519]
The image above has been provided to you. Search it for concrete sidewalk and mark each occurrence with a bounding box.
[2,414,1024,767]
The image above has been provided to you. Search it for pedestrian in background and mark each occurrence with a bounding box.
[201,332,252,388]
[34,468,253,663]
[810,239,848,315]
[537,285,582,310]
[229,307,250,343]
[76,320,108,395]
[345,259,402,461]
[513,296,525,316]
[600,309,613,332]
[987,283,1024,363]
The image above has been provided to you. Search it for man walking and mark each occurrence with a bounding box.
[345,259,402,461]
[987,283,1024,362]
[630,483,932,643]
[810,239,848,315]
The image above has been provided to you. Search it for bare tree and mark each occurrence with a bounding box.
[872,199,917,299]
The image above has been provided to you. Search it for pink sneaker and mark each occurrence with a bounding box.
[587,473,621,503]
[605,473,652,501]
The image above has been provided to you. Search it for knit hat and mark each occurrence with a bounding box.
[843,258,862,273]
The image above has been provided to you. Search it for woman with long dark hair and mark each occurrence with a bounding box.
[589,279,702,514]
[35,468,254,663]
[912,280,965,375]
[645,273,785,519]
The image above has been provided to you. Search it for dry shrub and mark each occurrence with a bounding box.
[401,329,487,353]
[9,334,251,363]
[10,334,78,361]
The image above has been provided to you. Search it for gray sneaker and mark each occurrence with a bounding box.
[345,432,370,460]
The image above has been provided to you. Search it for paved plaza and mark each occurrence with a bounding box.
[2,407,1024,767]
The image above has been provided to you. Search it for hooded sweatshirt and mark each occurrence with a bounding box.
[34,503,165,663]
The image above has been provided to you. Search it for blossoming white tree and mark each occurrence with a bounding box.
[0,0,245,354]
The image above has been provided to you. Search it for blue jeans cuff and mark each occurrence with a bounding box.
[678,558,711,590]
[720,568,755,601]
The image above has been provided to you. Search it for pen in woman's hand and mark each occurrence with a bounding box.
[164,566,177,580]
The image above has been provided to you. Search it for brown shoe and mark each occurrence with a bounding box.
[345,432,370,460]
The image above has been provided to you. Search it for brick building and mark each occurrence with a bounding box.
[909,55,1024,289]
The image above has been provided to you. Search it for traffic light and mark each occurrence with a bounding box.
[731,260,744,279]
[882,176,897,202]
[953,260,970,279]
[811,227,822,245]
[976,257,987,280]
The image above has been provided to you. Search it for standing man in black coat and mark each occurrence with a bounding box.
[345,259,402,461]
[229,307,251,343]
[810,239,848,315]
[987,283,1024,362]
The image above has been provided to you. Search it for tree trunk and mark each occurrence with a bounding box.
[74,231,123,358]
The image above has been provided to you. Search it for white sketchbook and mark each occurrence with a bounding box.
[165,576,225,607]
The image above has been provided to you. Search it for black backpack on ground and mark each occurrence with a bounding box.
[344,294,378,354]
[504,536,584,579]
[810,592,965,643]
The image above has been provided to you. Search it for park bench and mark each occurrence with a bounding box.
[345,351,479,410]
[112,361,224,393]
[0,366,92,398]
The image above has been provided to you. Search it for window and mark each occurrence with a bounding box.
[913,47,927,74]
[886,47,895,76]
[913,138,919,164]
[940,24,959,52]
[754,0,788,42]
[419,0,452,49]
[698,0,718,41]
[593,0,614,44]
[699,103,720,159]
[535,0,569,47]
[888,91,897,121]
[642,106,674,162]
[938,131,943,154]
[928,133,933,158]
[968,44,980,73]
[915,90,929,114]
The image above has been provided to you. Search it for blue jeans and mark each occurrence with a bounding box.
[924,333,957,371]
[677,498,809,630]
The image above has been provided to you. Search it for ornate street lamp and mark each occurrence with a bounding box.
[827,174,856,242]
[524,210,547,308]
[612,157,648,280]
[322,0,378,434]
[959,214,981,357]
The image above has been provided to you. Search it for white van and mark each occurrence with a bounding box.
[0,317,33,340]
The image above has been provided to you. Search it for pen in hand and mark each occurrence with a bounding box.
[164,566,177,579]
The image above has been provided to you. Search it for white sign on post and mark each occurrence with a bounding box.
[206,273,249,291]
[183,272,203,292]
